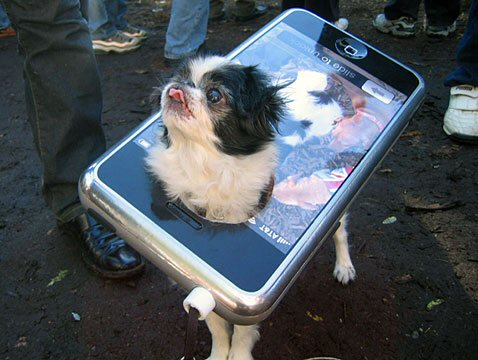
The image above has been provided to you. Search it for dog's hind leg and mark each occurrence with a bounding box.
[228,324,259,360]
[205,312,232,360]
[333,214,357,284]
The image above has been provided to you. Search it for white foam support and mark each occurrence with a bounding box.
[183,287,216,321]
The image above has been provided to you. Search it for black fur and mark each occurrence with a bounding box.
[206,64,286,156]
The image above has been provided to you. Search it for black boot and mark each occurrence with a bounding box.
[60,213,145,279]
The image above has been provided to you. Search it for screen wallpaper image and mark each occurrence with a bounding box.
[233,22,407,253]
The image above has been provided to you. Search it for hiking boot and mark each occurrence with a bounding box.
[121,25,148,40]
[92,31,141,54]
[373,14,416,37]
[426,21,457,38]
[443,85,478,144]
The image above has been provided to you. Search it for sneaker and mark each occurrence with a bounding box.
[335,18,349,30]
[121,25,148,40]
[92,31,141,54]
[426,21,457,38]
[373,14,416,37]
[0,26,16,38]
[443,85,478,143]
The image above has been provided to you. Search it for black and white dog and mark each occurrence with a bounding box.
[146,56,355,360]
[147,55,284,224]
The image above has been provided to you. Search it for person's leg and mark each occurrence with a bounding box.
[0,3,11,29]
[4,0,144,276]
[383,0,420,20]
[235,0,256,17]
[88,0,140,52]
[209,0,225,20]
[443,0,478,142]
[5,0,105,221]
[164,0,209,60]
[88,0,116,40]
[281,0,304,11]
[304,0,339,22]
[424,0,460,37]
[425,0,460,27]
[234,0,268,21]
[373,0,419,37]
[114,0,128,29]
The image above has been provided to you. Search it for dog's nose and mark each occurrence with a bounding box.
[169,88,185,103]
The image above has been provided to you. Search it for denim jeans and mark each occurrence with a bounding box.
[0,3,11,29]
[3,0,105,222]
[164,0,209,59]
[445,0,478,87]
[88,0,129,40]
[383,0,460,26]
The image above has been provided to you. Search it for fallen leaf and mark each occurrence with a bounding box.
[15,336,28,348]
[306,311,324,322]
[426,299,444,311]
[382,216,397,225]
[47,269,68,287]
[401,130,422,138]
[72,312,81,321]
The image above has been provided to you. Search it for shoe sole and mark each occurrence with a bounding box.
[93,43,141,54]
[81,249,146,279]
[443,126,478,144]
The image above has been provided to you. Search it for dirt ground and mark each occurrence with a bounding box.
[1,1,477,359]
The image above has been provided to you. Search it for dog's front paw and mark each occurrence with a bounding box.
[333,263,356,285]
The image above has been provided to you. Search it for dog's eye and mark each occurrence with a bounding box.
[206,88,222,104]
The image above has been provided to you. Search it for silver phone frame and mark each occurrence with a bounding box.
[79,9,426,325]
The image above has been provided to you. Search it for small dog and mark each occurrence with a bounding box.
[146,55,284,224]
[146,56,356,360]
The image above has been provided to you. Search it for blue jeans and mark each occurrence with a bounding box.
[88,0,129,40]
[0,3,11,29]
[164,0,209,59]
[3,0,105,222]
[445,0,478,87]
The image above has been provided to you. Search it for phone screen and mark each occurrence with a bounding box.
[134,18,410,254]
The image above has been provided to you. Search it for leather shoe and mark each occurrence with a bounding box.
[60,213,145,279]
[235,4,268,22]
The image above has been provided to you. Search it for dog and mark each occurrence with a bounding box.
[146,55,284,224]
[146,55,356,360]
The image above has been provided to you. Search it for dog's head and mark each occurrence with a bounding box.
[154,56,285,156]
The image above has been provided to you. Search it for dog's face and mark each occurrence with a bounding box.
[156,56,284,156]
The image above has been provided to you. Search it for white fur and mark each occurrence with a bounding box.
[147,140,277,223]
[281,70,343,145]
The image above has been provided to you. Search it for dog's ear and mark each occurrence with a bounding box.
[240,66,287,136]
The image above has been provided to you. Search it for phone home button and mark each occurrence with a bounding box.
[335,38,368,60]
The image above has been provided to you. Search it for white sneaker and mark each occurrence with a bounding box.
[443,85,478,143]
[335,18,349,30]
[373,13,416,37]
